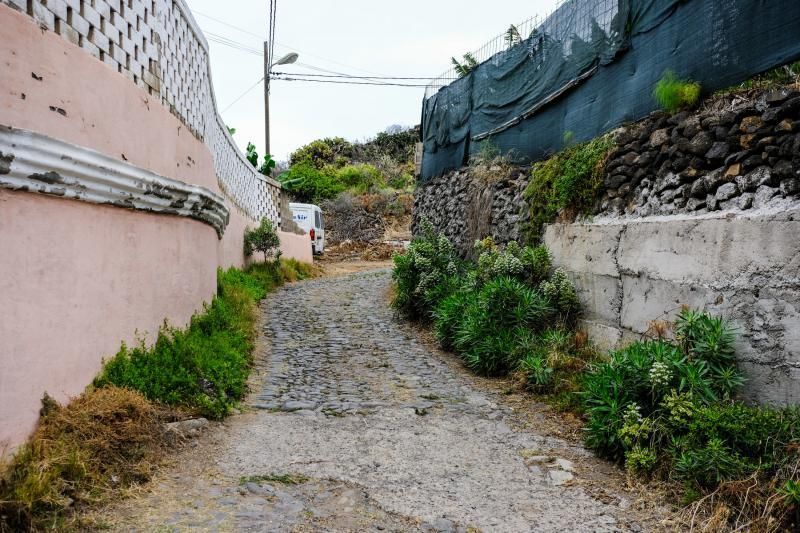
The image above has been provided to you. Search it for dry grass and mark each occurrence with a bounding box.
[0,387,171,531]
[677,461,800,532]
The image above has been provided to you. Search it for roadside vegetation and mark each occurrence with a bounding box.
[281,128,417,204]
[0,221,315,531]
[523,134,615,242]
[279,127,418,251]
[392,224,800,531]
[653,70,702,113]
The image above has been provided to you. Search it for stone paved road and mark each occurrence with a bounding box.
[102,269,668,532]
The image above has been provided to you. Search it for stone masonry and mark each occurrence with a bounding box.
[599,88,800,218]
[414,87,800,405]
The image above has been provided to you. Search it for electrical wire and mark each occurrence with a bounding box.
[271,75,428,88]
[205,32,263,55]
[272,71,448,81]
[192,10,390,77]
[220,76,264,112]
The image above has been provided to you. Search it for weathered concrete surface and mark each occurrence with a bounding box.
[544,208,800,405]
[100,271,669,532]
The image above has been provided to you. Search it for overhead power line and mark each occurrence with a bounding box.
[272,71,447,81]
[271,75,429,88]
[205,31,263,55]
[194,10,266,40]
[221,76,264,112]
[193,10,389,77]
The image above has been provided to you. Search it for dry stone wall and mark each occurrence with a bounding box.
[2,0,280,226]
[413,170,531,258]
[599,88,800,219]
[414,88,800,405]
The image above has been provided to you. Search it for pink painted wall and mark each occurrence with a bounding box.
[0,5,217,191]
[0,189,218,451]
[279,230,314,264]
[0,5,310,452]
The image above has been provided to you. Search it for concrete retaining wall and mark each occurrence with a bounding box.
[544,208,800,406]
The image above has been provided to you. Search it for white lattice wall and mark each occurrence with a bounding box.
[3,0,280,226]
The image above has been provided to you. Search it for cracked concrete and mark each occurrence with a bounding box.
[97,270,669,532]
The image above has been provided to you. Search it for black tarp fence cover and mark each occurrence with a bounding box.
[420,0,800,180]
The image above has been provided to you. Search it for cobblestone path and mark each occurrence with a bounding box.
[103,270,667,532]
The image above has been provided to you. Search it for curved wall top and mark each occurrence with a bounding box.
[2,0,280,226]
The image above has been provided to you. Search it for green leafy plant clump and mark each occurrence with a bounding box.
[653,70,701,113]
[581,307,800,513]
[392,224,583,378]
[524,135,614,243]
[245,142,277,176]
[94,260,313,419]
[244,218,281,262]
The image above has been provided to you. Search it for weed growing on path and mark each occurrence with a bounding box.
[239,473,309,485]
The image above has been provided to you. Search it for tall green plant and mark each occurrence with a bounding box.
[391,219,459,320]
[246,142,276,176]
[452,53,479,77]
[244,218,281,262]
[653,70,701,113]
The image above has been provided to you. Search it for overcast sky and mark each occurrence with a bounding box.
[185,0,560,162]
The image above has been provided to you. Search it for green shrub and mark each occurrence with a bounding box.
[334,163,386,194]
[279,163,346,203]
[577,308,797,492]
[653,70,701,113]
[243,218,281,262]
[289,137,354,169]
[451,276,553,376]
[95,262,299,419]
[391,220,460,320]
[396,231,582,378]
[434,290,476,351]
[541,268,580,321]
[524,135,614,242]
[474,238,552,286]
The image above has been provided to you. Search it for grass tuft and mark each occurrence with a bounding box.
[653,70,701,113]
[239,473,309,485]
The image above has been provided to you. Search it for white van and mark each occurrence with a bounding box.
[289,202,325,255]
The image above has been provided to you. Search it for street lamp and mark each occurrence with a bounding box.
[264,49,299,157]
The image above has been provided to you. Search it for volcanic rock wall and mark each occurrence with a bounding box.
[414,88,800,405]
